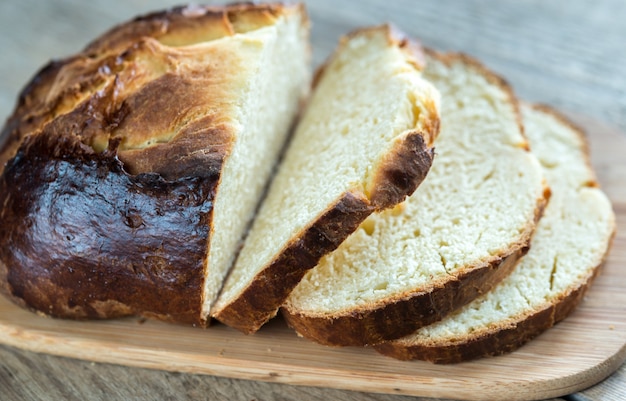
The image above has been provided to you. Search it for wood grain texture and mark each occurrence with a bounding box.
[1,1,625,400]
[2,344,466,401]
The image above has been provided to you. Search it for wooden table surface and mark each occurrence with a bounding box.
[0,1,624,400]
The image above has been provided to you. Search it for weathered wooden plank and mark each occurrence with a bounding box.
[0,344,471,401]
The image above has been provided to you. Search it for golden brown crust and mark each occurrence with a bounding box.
[0,3,308,173]
[0,2,303,325]
[83,3,303,56]
[0,59,72,175]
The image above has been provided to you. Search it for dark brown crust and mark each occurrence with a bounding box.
[369,129,436,209]
[314,28,438,209]
[0,129,217,324]
[213,191,375,333]
[212,24,439,334]
[374,302,556,363]
[280,51,549,347]
[312,28,437,211]
[374,104,616,363]
[214,133,436,334]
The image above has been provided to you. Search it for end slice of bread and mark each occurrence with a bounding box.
[212,25,441,333]
[281,52,549,346]
[375,104,616,363]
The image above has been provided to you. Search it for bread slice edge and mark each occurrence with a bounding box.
[281,50,550,346]
[374,104,616,363]
[212,25,440,333]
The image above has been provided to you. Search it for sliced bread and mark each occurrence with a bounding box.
[212,25,441,333]
[0,3,310,325]
[375,104,616,363]
[282,52,549,346]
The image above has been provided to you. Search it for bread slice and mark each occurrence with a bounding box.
[212,25,441,333]
[375,104,616,363]
[0,3,309,325]
[282,52,549,346]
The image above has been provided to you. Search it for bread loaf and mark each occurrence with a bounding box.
[212,25,441,333]
[375,104,616,363]
[0,3,310,325]
[281,51,549,346]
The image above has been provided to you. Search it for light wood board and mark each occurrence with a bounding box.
[0,116,625,401]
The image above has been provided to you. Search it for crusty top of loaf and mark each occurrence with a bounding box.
[0,3,305,325]
[0,3,305,179]
[84,3,306,55]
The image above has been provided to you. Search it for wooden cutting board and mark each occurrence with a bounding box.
[1,114,625,401]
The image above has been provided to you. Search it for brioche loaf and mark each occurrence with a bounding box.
[375,104,616,363]
[212,25,441,333]
[282,51,549,346]
[0,3,310,325]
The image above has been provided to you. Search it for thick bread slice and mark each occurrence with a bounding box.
[282,52,549,346]
[375,104,616,363]
[0,4,309,326]
[212,25,441,333]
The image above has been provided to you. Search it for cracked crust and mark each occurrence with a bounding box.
[212,25,440,333]
[281,51,549,347]
[0,3,303,177]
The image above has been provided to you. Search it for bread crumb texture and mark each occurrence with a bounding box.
[214,25,439,312]
[286,55,545,316]
[379,104,615,362]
